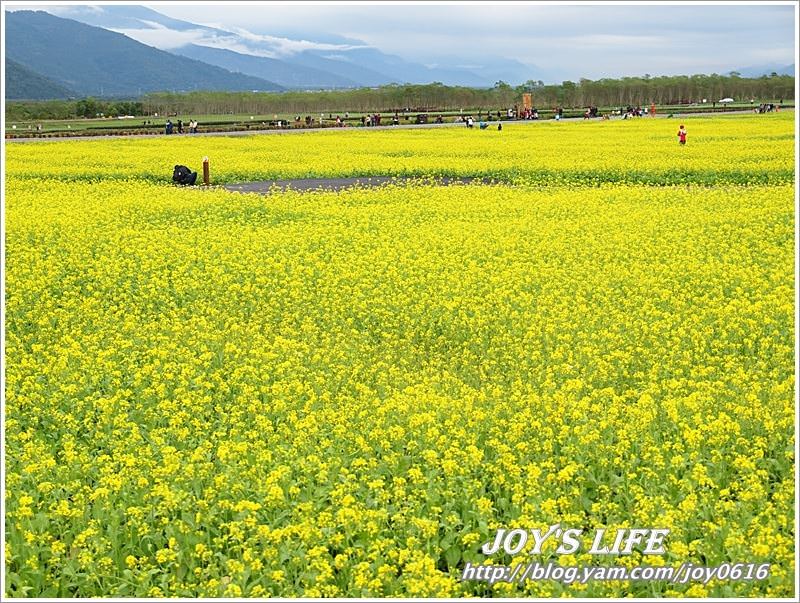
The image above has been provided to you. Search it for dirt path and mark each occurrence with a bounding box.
[223,176,492,193]
[7,108,787,143]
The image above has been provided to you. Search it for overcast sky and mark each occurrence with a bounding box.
[6,2,797,80]
[153,2,796,78]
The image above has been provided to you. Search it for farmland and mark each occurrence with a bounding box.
[4,113,796,597]
[4,101,793,138]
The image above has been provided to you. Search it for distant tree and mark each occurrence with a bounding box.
[520,79,545,90]
[7,72,794,123]
[75,97,99,118]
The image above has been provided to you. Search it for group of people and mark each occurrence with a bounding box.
[618,106,647,119]
[361,114,383,126]
[154,101,702,142]
[164,119,199,134]
[583,106,601,119]
[754,103,780,114]
[457,115,502,131]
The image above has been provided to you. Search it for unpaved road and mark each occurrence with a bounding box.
[223,176,493,193]
[7,109,788,143]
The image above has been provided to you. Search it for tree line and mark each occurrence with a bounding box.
[6,98,144,121]
[6,73,794,121]
[540,72,794,107]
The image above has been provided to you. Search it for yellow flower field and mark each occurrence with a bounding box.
[4,113,796,597]
[6,113,794,186]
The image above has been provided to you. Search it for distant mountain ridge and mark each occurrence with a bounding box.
[8,6,787,101]
[173,44,362,90]
[5,10,284,98]
[6,58,77,100]
[26,4,540,88]
[733,63,795,78]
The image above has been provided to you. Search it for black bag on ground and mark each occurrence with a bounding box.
[173,165,198,185]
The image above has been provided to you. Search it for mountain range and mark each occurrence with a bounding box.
[5,10,284,98]
[733,63,795,78]
[45,5,527,88]
[6,58,78,100]
[4,6,795,100]
[4,5,539,99]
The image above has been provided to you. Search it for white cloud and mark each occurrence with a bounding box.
[108,20,369,58]
[222,25,369,57]
[109,23,231,51]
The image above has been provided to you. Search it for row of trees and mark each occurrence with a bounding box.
[139,85,517,116]
[140,72,795,115]
[6,73,794,121]
[74,99,143,119]
[524,73,795,108]
[7,98,144,121]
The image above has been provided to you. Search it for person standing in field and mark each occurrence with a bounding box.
[677,124,687,145]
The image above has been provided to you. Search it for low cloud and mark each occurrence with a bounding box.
[109,23,230,51]
[223,25,369,56]
[109,19,369,58]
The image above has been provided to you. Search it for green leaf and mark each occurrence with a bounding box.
[444,545,461,568]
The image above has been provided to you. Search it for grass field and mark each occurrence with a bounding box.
[5,101,792,134]
[4,113,796,597]
[6,113,323,134]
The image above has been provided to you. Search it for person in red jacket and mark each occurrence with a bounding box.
[677,125,687,145]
